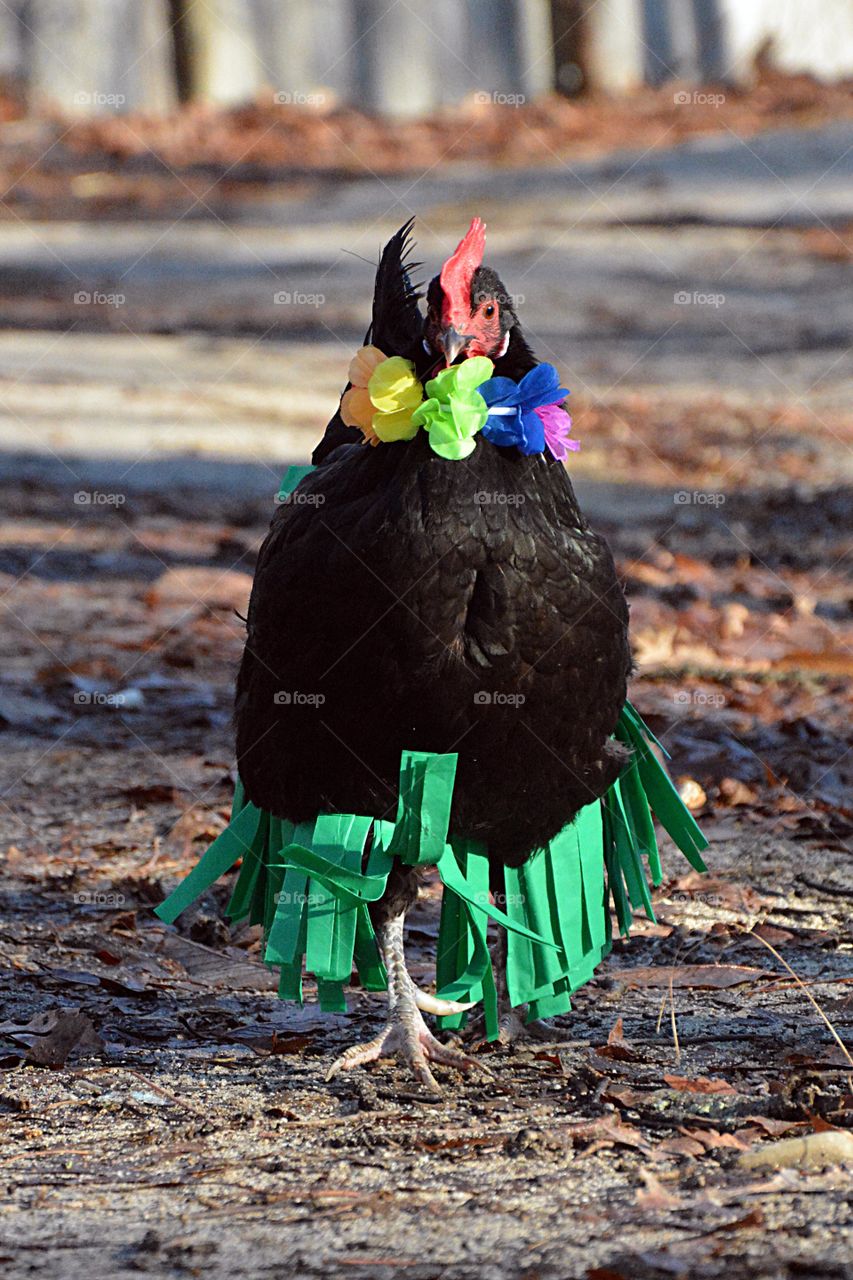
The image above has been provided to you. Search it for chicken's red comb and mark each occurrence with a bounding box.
[440,217,486,326]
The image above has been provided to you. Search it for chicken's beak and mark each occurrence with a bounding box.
[437,326,470,366]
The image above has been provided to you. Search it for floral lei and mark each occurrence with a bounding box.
[340,346,578,463]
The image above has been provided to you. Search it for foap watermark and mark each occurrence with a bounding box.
[667,889,725,907]
[673,90,726,108]
[274,490,325,507]
[674,490,725,507]
[274,888,327,907]
[673,690,727,707]
[74,690,127,708]
[473,289,525,308]
[273,90,328,107]
[74,290,125,307]
[472,890,526,909]
[474,691,525,707]
[74,490,126,507]
[674,290,725,307]
[74,890,126,907]
[273,691,326,706]
[273,290,325,307]
[474,491,526,506]
[73,90,126,109]
[474,90,526,107]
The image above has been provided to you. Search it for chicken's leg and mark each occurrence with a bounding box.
[326,913,478,1093]
[471,929,574,1046]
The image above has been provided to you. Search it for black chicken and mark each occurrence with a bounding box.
[232,218,633,1087]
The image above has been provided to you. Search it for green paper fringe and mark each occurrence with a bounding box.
[155,706,708,1037]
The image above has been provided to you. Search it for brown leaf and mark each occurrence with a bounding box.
[750,923,795,945]
[668,872,770,913]
[607,1016,626,1045]
[611,964,770,990]
[655,1135,705,1157]
[269,1033,315,1055]
[596,1016,640,1061]
[0,1010,103,1067]
[680,1126,752,1151]
[118,783,184,806]
[534,1051,566,1071]
[636,1169,681,1209]
[715,1208,766,1232]
[663,1074,737,1095]
[563,1117,650,1154]
[600,1081,649,1108]
[744,1115,810,1137]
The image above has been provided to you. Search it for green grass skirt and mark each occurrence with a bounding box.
[156,703,707,1042]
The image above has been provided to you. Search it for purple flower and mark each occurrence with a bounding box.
[534,402,578,461]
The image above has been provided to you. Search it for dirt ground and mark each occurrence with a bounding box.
[1,82,852,1280]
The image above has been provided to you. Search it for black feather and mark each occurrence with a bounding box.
[366,216,424,356]
[312,219,425,465]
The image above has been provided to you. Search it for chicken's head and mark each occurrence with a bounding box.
[424,217,518,366]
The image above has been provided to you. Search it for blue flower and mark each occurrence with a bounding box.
[479,364,571,457]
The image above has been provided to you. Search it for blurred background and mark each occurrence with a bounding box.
[1,2,852,1270]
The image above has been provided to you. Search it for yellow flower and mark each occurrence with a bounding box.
[367,356,423,442]
[339,346,423,446]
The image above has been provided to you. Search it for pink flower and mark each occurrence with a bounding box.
[534,403,578,461]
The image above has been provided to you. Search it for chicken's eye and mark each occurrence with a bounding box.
[483,303,496,319]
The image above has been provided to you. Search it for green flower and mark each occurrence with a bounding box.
[411,356,494,460]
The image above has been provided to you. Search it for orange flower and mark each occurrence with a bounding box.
[341,345,387,444]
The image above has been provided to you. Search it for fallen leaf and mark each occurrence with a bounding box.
[600,1081,649,1108]
[655,1135,705,1157]
[750,923,795,945]
[117,783,184,806]
[269,1033,315,1055]
[0,1010,102,1067]
[98,973,152,998]
[534,1050,566,1071]
[720,602,750,640]
[596,1016,640,1061]
[636,1169,681,1209]
[680,1126,752,1151]
[610,964,770,990]
[713,1208,765,1232]
[745,1116,810,1137]
[663,1074,737,1095]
